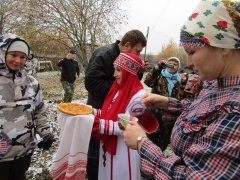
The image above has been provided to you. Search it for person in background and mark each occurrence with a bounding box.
[57,49,80,102]
[85,29,147,180]
[124,0,240,179]
[25,52,38,77]
[91,53,146,180]
[0,33,55,180]
[182,71,202,100]
[144,57,186,151]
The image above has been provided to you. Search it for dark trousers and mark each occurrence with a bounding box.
[0,153,32,180]
[86,137,100,180]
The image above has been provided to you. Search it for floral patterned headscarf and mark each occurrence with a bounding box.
[180,0,240,49]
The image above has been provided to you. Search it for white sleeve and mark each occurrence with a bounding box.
[99,119,123,136]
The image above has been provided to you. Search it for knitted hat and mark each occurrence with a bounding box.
[70,49,77,54]
[167,57,181,70]
[7,40,29,56]
[180,0,240,49]
[0,33,30,66]
[113,53,143,75]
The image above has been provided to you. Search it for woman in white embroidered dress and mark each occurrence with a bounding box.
[91,53,145,180]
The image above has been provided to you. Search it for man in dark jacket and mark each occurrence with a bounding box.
[85,29,147,180]
[58,49,80,102]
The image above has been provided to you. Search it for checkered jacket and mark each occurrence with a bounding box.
[139,77,240,179]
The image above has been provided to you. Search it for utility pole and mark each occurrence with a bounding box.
[143,26,149,61]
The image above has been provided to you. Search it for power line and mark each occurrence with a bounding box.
[143,26,149,60]
[152,29,179,42]
[146,0,172,51]
[151,0,171,32]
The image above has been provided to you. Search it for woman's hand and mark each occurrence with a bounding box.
[141,93,169,110]
[123,121,147,150]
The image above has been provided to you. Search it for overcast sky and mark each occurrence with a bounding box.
[119,0,201,55]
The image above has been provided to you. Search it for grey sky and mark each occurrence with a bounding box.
[119,0,201,55]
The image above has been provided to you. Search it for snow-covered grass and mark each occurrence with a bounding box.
[26,71,88,179]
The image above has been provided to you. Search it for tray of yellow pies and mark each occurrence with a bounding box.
[57,103,92,116]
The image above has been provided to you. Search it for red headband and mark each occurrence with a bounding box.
[114,53,143,76]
